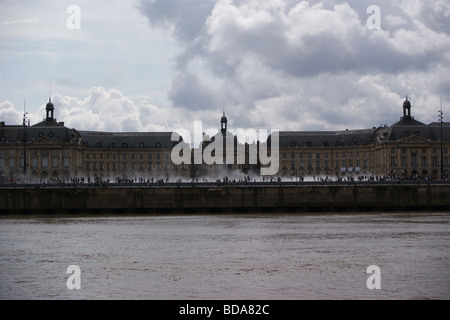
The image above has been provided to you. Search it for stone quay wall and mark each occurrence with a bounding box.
[1,184,449,214]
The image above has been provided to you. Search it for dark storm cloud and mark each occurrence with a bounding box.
[138,0,450,130]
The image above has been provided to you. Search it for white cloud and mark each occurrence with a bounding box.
[137,0,450,131]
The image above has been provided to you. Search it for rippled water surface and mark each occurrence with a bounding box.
[1,212,449,299]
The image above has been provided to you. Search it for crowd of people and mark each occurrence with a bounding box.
[1,172,447,187]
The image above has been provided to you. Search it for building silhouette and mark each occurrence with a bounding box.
[0,97,449,183]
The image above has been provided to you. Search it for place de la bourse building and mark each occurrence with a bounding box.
[0,97,449,183]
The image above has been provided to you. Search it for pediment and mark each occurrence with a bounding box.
[28,136,63,146]
[402,135,430,143]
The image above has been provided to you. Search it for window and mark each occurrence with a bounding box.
[291,161,295,169]
[411,154,417,166]
[42,158,48,169]
[52,158,58,168]
[64,158,70,168]
[93,162,97,171]
[422,147,427,154]
[32,159,38,169]
[402,148,406,154]
[391,157,396,166]
[0,159,4,169]
[391,147,395,154]
[422,157,427,166]
[402,157,407,166]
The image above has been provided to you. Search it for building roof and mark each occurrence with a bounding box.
[0,122,81,144]
[277,129,377,148]
[78,131,181,149]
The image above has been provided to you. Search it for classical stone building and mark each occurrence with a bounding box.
[277,98,449,180]
[0,96,449,183]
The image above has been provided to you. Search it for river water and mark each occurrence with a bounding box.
[0,212,449,300]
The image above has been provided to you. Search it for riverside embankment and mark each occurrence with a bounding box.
[1,182,449,214]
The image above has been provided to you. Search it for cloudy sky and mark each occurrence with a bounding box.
[1,0,449,134]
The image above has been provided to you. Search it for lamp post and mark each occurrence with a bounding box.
[23,105,28,179]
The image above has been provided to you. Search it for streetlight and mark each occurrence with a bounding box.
[23,100,28,179]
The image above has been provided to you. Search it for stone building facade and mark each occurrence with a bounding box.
[0,97,449,183]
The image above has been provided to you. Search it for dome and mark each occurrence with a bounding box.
[46,97,54,110]
[403,97,411,108]
[221,112,227,122]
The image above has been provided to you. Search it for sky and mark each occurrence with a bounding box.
[0,0,449,134]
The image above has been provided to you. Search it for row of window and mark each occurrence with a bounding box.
[282,152,369,159]
[391,147,449,154]
[282,160,369,170]
[85,161,186,172]
[0,158,70,169]
[85,153,170,161]
[390,156,449,166]
[0,149,70,156]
